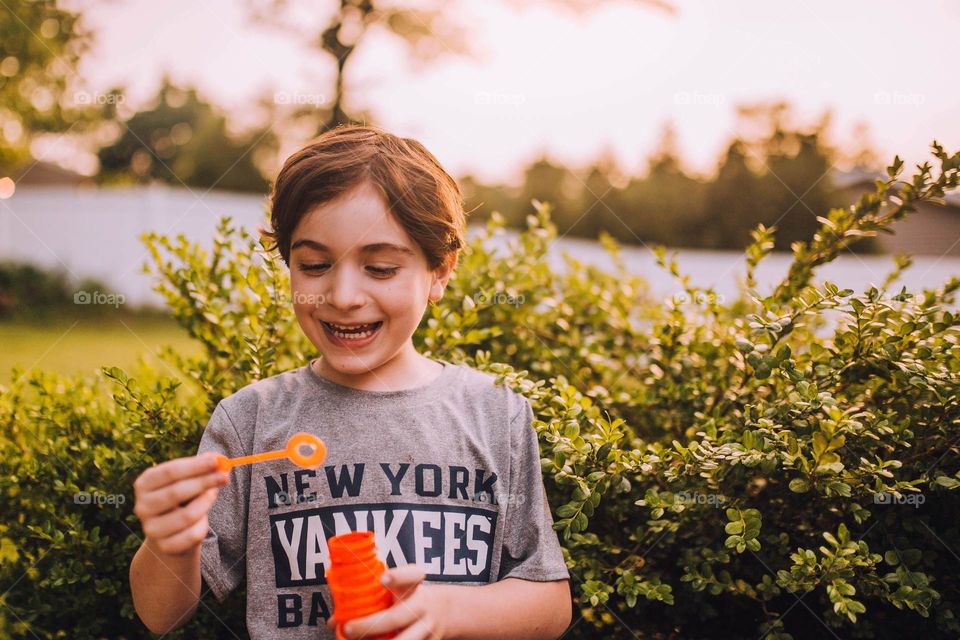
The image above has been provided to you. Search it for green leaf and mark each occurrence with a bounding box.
[556,503,578,518]
[933,475,960,489]
[596,442,613,461]
[813,432,828,458]
[725,521,744,534]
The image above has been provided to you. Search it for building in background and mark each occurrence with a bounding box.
[833,169,960,257]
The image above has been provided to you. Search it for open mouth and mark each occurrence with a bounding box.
[320,320,384,341]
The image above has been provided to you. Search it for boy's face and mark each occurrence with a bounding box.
[288,180,454,378]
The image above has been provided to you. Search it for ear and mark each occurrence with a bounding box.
[428,253,458,303]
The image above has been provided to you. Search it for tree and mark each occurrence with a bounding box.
[575,155,624,242]
[249,0,675,134]
[0,0,93,172]
[247,0,471,134]
[519,157,578,231]
[761,130,838,251]
[460,174,516,227]
[846,120,881,170]
[700,102,851,251]
[703,140,764,248]
[97,80,275,192]
[622,124,708,247]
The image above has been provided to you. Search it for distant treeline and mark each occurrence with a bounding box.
[461,110,876,252]
[7,63,877,254]
[83,84,875,253]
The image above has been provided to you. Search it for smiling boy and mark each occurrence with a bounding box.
[129,125,573,639]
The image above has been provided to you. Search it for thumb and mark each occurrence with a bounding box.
[381,564,426,600]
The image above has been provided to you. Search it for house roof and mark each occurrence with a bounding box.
[832,167,960,208]
[11,161,91,187]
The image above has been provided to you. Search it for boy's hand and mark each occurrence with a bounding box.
[132,452,230,557]
[327,564,449,639]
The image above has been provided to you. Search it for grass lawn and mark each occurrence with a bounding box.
[0,312,199,386]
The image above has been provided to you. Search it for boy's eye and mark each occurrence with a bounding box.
[297,263,398,277]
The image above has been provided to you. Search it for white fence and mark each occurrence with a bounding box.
[1,185,958,309]
[1,185,269,306]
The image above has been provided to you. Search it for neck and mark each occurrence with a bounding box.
[313,343,442,392]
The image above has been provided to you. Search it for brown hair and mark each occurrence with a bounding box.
[264,124,465,271]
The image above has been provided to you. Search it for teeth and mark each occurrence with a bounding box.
[323,320,380,340]
[328,321,376,330]
[332,328,374,339]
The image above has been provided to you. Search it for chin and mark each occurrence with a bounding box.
[321,353,380,373]
[314,335,393,370]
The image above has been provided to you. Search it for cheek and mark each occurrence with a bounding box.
[381,281,412,305]
[293,299,312,319]
[377,281,428,324]
[289,273,320,316]
[290,271,313,291]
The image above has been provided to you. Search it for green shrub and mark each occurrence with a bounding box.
[0,364,248,639]
[0,262,124,321]
[1,142,958,639]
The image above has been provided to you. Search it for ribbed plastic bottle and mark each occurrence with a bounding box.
[326,531,396,640]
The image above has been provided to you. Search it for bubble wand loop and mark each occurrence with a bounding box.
[214,432,327,472]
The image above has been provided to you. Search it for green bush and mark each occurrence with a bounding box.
[1,142,958,639]
[0,262,129,321]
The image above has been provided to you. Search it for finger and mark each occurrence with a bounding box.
[396,618,433,640]
[326,614,336,629]
[343,599,418,639]
[136,469,228,518]
[153,513,210,556]
[382,564,426,600]
[135,453,222,494]
[141,487,219,541]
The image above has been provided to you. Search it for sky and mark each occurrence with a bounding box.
[73,0,960,184]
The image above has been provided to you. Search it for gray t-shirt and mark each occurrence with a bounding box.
[197,357,569,639]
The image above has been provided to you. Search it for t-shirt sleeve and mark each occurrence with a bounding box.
[498,397,570,582]
[196,400,249,603]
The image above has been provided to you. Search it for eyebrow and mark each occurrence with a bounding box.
[290,238,417,257]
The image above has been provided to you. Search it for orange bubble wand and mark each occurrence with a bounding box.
[214,432,327,472]
[327,531,396,640]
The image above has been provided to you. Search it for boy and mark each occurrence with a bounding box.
[129,125,573,639]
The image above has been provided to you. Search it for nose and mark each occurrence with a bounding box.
[324,262,367,311]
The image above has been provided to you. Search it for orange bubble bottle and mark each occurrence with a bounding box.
[326,531,396,640]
